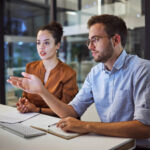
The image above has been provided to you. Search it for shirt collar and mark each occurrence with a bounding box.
[113,50,127,70]
[102,50,127,72]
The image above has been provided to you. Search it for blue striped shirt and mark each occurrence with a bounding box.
[70,50,150,148]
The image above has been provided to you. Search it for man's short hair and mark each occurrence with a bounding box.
[88,14,127,47]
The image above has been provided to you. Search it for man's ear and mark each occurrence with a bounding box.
[112,34,121,47]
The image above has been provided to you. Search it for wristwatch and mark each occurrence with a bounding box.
[39,107,42,113]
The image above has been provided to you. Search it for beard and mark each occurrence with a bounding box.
[93,42,114,63]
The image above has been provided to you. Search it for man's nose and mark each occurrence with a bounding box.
[88,42,95,50]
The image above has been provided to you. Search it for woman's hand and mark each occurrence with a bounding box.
[16,97,39,113]
[16,97,29,113]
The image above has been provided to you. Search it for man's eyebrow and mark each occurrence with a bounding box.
[89,35,100,39]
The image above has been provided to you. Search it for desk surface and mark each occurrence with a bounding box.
[0,104,135,150]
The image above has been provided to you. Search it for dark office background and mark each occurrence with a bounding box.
[1,0,150,105]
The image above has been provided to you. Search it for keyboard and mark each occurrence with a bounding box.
[0,122,46,138]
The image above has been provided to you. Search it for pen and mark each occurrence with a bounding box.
[48,123,57,128]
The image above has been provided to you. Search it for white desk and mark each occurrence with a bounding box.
[0,104,135,150]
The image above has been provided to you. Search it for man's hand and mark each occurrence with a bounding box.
[57,117,89,134]
[7,72,44,94]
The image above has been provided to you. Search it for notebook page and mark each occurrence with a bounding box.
[48,124,80,138]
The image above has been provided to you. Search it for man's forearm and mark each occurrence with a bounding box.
[85,120,150,138]
[39,87,78,118]
[38,107,57,116]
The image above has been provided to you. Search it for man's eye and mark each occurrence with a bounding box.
[92,37,97,42]
[94,37,99,41]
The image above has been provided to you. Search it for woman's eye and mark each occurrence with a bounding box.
[45,42,50,45]
[36,42,40,45]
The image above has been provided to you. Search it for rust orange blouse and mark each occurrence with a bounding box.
[22,59,78,108]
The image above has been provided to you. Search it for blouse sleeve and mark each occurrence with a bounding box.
[22,91,28,98]
[61,71,78,104]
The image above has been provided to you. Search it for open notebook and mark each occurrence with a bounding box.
[31,123,82,140]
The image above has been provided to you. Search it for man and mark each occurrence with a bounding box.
[8,14,150,149]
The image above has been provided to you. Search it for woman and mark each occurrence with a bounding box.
[17,22,78,116]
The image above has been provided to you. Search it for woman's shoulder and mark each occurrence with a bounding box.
[59,60,76,74]
[26,60,42,70]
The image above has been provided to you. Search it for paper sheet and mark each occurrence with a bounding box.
[0,105,39,123]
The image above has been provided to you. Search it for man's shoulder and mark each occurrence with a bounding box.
[128,54,150,65]
[126,54,150,72]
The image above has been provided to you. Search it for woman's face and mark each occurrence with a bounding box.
[36,30,60,60]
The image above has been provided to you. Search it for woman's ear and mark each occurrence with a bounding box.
[56,42,61,50]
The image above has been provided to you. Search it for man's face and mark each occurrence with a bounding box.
[88,23,114,63]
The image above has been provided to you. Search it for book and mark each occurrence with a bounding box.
[31,123,81,140]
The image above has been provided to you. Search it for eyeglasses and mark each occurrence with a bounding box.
[86,35,112,47]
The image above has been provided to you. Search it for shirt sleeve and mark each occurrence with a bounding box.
[69,73,94,117]
[61,71,78,104]
[133,62,150,125]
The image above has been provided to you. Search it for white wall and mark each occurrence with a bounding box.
[81,103,100,122]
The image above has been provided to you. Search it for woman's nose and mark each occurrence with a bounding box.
[40,43,45,49]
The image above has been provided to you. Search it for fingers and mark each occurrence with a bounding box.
[17,81,26,90]
[16,97,24,106]
[19,97,25,103]
[16,97,29,113]
[7,76,24,85]
[17,104,28,113]
[7,76,24,89]
[7,79,18,87]
[7,79,15,84]
[16,80,30,93]
[10,76,23,81]
[21,72,32,79]
[57,121,66,129]
[18,105,28,113]
[57,118,71,131]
